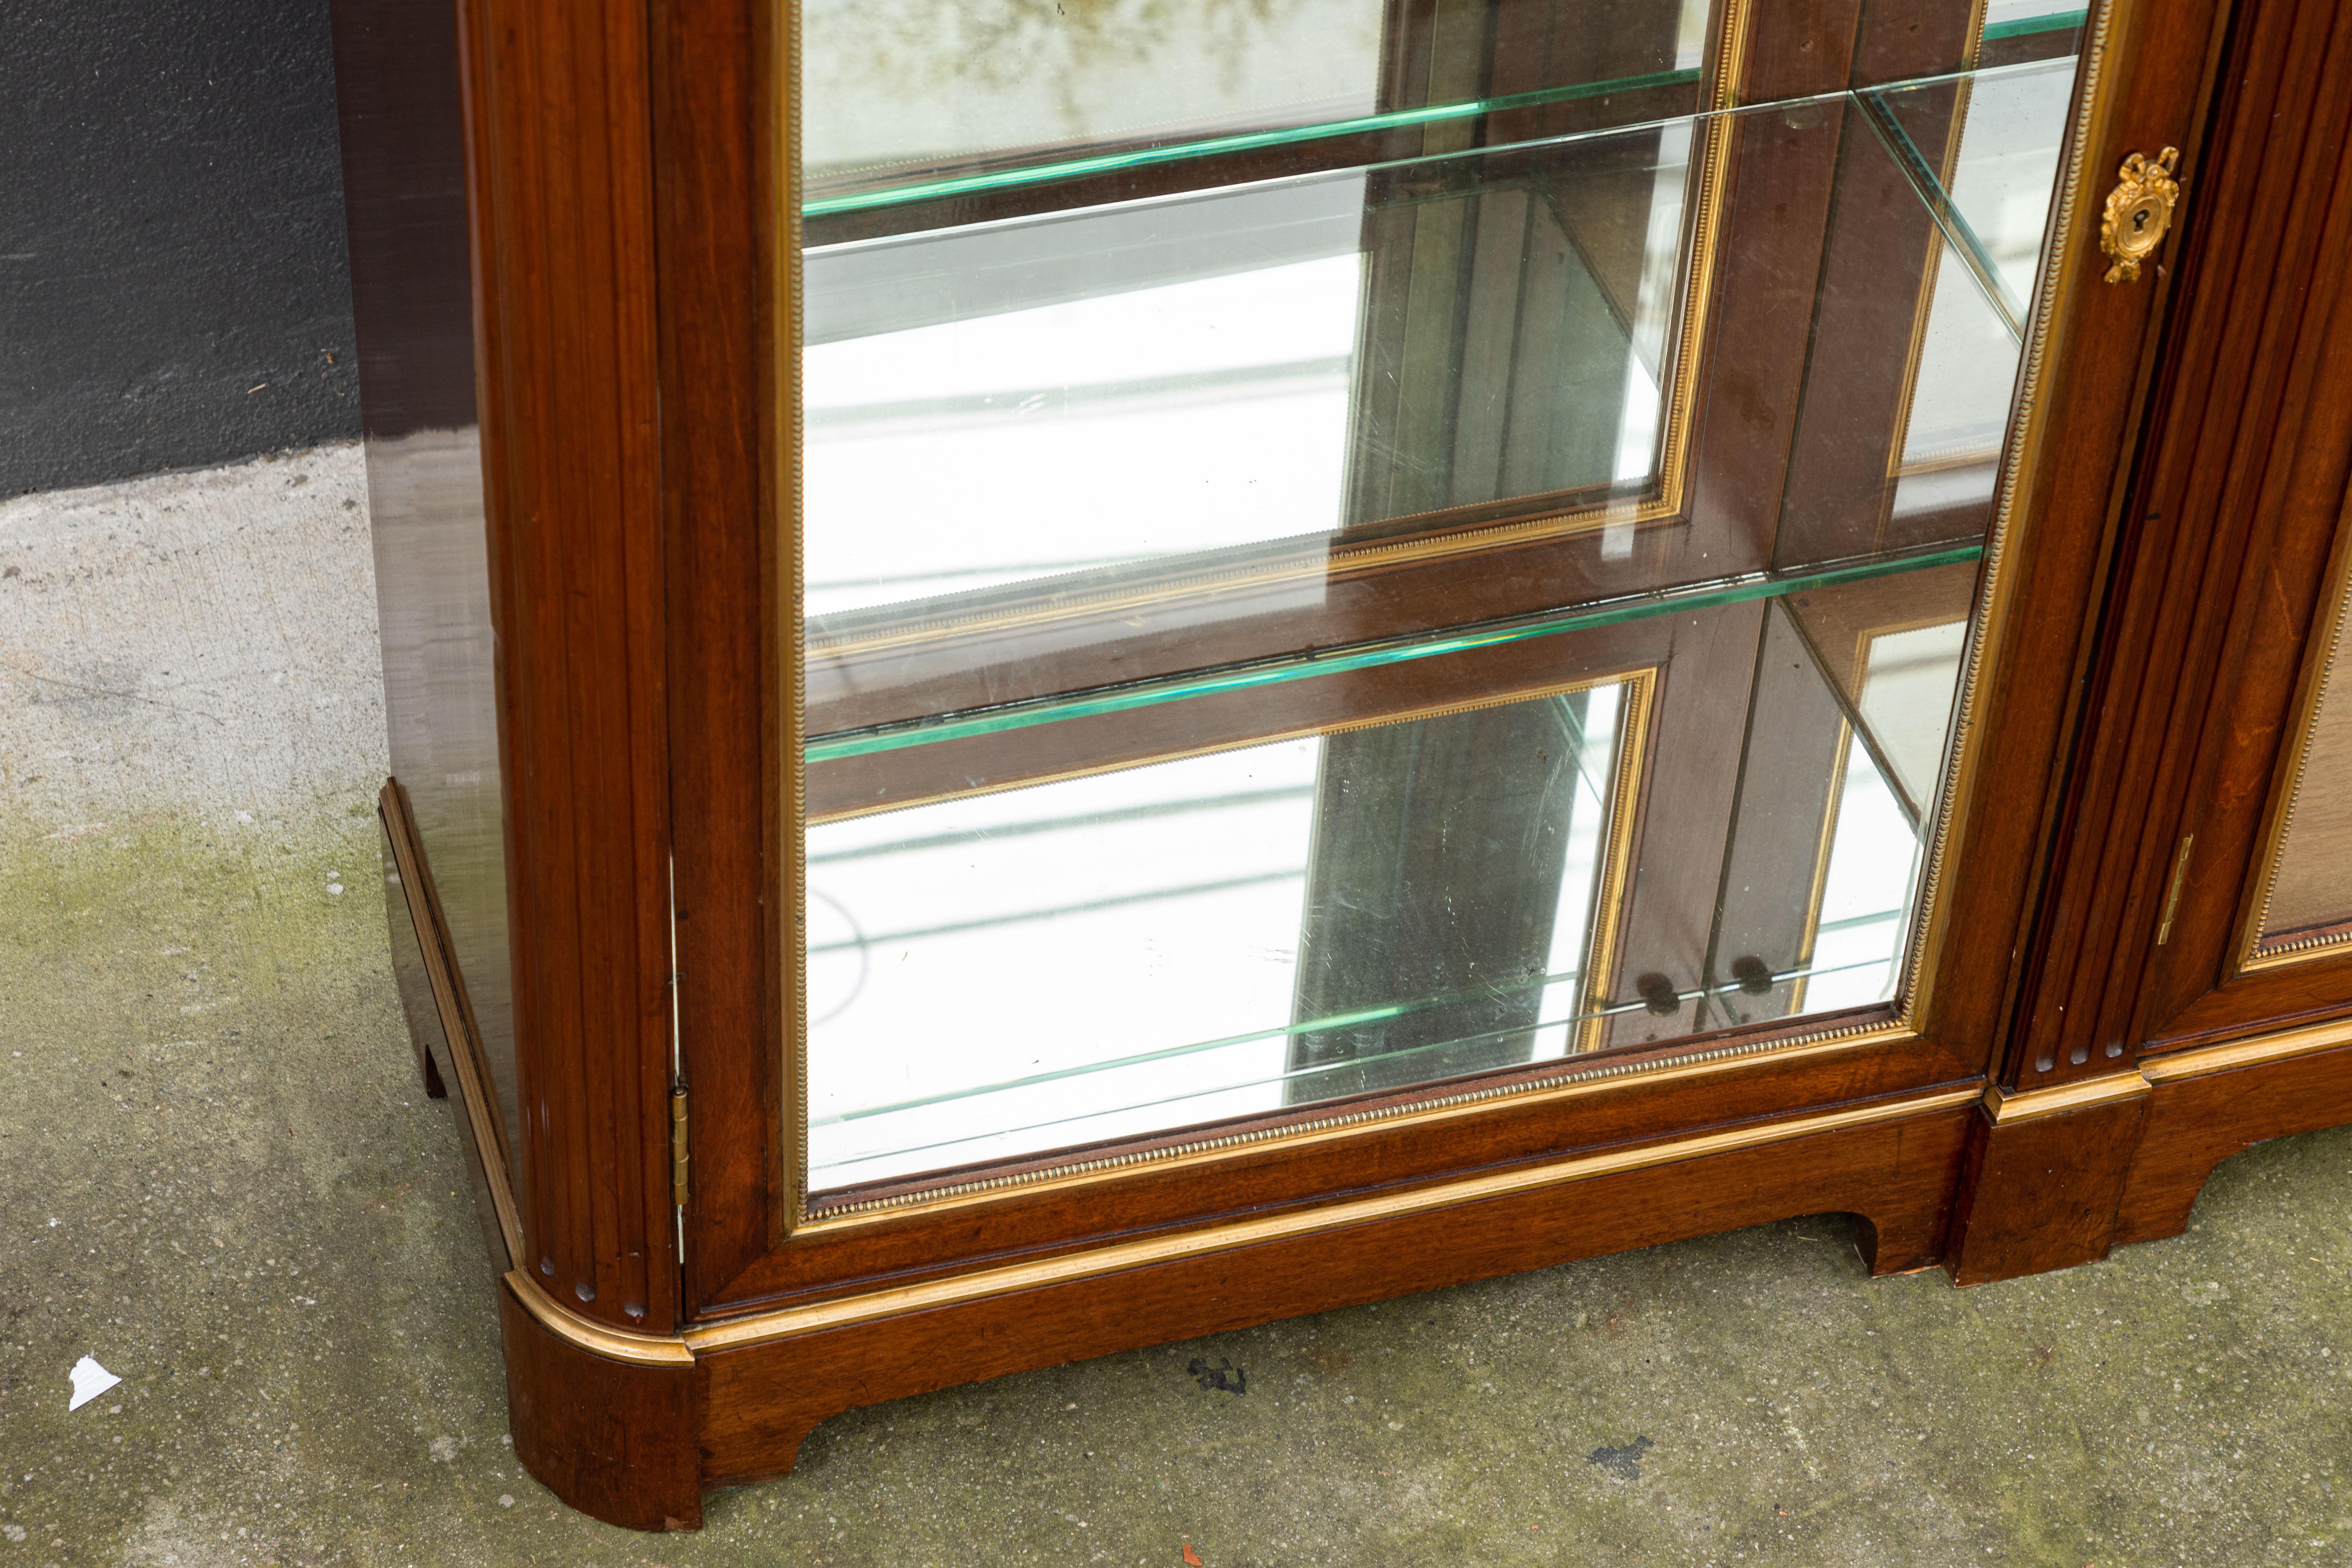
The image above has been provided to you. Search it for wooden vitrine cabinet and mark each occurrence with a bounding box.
[334,0,2352,1530]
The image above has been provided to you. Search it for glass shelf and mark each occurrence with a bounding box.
[805,71,1706,219]
[808,541,1981,765]
[806,561,1959,1189]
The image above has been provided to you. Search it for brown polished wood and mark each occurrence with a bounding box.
[1915,0,2230,1080]
[2118,1028,2352,1244]
[499,1276,703,1531]
[698,1091,1976,1487]
[2123,0,2352,1047]
[726,1028,1970,1309]
[456,0,683,1334]
[646,0,781,1316]
[2007,0,2352,1076]
[335,0,2352,1534]
[1947,1082,2149,1284]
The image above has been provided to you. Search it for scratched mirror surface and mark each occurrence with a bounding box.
[798,4,2089,1202]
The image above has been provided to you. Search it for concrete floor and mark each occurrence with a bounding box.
[3,444,2350,1567]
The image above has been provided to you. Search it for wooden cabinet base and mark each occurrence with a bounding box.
[2118,1026,2352,1246]
[500,1277,702,1532]
[507,1086,1978,1518]
[1947,1078,2151,1285]
[383,773,2352,1529]
[475,1053,2350,1528]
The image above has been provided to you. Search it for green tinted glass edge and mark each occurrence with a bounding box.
[808,543,1985,763]
[1856,87,2028,337]
[1981,9,2087,42]
[803,67,1702,218]
[802,18,2086,223]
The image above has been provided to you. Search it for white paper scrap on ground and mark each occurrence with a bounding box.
[68,1356,121,1411]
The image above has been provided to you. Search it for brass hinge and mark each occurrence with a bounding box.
[670,1083,690,1206]
[2156,834,2194,945]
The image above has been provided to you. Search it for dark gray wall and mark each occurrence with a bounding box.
[1,0,361,496]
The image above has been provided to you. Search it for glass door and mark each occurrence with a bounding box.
[795,0,2093,1206]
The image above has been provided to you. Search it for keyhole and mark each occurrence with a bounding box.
[2133,207,2151,231]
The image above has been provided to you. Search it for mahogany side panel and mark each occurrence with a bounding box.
[457,0,680,1331]
[698,1100,1973,1483]
[380,797,524,1277]
[500,1279,703,1531]
[329,0,521,1159]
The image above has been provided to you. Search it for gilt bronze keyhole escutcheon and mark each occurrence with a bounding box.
[2101,146,2182,283]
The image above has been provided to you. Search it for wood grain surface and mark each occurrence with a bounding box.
[2009,0,2352,1072]
[500,1275,703,1531]
[457,0,680,1332]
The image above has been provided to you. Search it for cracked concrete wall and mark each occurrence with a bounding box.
[0,2,360,497]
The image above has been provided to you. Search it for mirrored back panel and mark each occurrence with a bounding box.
[2246,533,2352,967]
[796,0,2090,1207]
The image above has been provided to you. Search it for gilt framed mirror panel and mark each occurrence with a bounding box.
[2243,543,2352,970]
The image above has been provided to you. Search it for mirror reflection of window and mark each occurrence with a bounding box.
[1796,617,1966,1012]
[805,235,1367,619]
[805,676,1636,1191]
[803,0,1386,194]
[803,120,1703,635]
[1857,620,1968,815]
[1889,59,2074,509]
[1798,736,1921,1013]
[800,0,1717,204]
